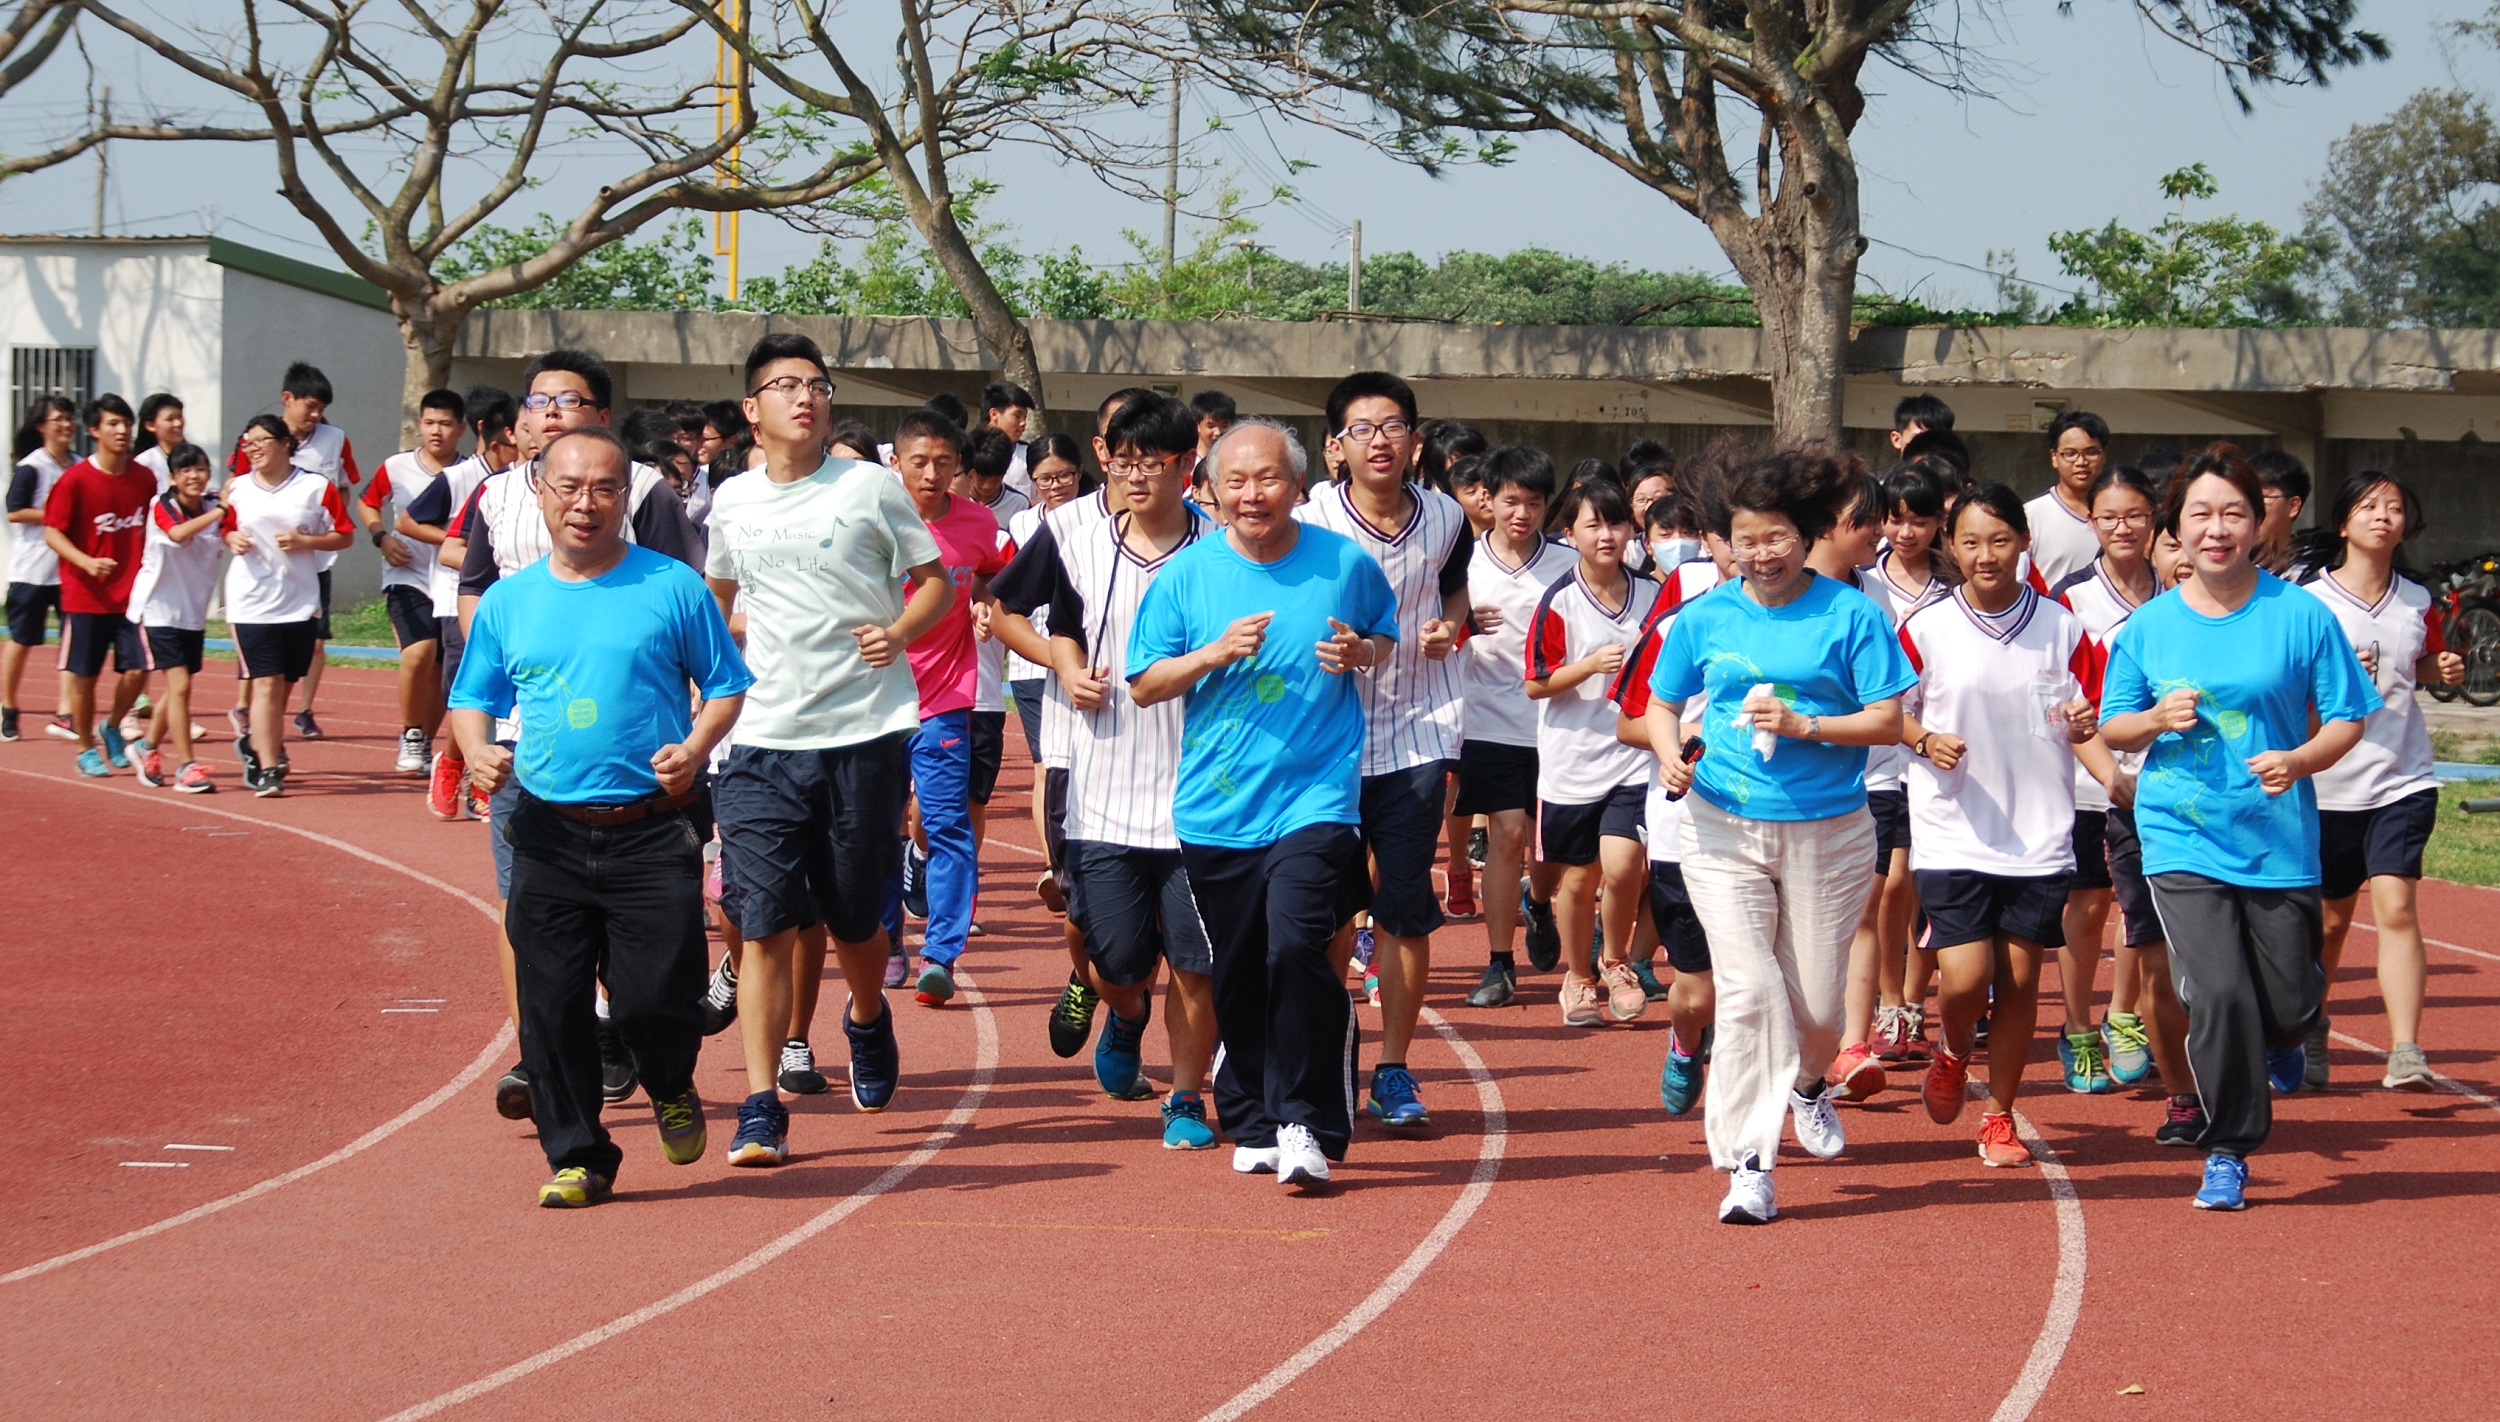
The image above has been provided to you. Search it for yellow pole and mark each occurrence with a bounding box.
[714,0,745,300]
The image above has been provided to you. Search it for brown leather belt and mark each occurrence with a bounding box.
[540,789,697,826]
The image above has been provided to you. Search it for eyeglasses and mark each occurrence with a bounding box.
[751,376,836,400]
[2260,489,2291,506]
[2091,511,2151,529]
[521,392,600,412]
[1105,455,1177,477]
[2052,448,2105,464]
[544,481,623,505]
[1336,419,1413,444]
[1032,466,1079,485]
[1729,532,1800,559]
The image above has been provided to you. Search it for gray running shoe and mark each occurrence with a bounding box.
[2381,1042,2435,1091]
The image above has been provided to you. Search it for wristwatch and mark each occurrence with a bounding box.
[370,529,390,548]
[1805,713,1821,740]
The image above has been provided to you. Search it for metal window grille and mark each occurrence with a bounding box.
[12,346,96,456]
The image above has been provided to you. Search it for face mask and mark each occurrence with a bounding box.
[1651,536,1702,568]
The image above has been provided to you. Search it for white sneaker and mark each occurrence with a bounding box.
[1232,1145,1280,1175]
[1718,1155,1776,1224]
[395,728,429,773]
[1790,1086,1846,1159]
[1276,1124,1330,1186]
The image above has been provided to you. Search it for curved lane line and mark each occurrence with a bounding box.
[2341,920,2500,966]
[1988,1108,2089,1422]
[1198,1004,1508,1422]
[0,766,513,1286]
[375,971,1001,1422]
[2330,1029,2500,1114]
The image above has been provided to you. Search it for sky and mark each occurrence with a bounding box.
[0,1,2489,311]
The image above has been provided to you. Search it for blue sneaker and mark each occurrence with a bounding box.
[1366,1063,1430,1128]
[726,1089,788,1167]
[2194,1152,2248,1211]
[1161,1091,1218,1149]
[913,959,956,1006]
[2266,1044,2305,1095]
[843,1000,900,1112]
[2057,1031,2111,1094]
[99,723,129,767]
[1660,1034,1705,1116]
[1095,1001,1153,1099]
[75,746,110,777]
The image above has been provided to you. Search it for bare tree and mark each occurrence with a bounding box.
[1185,0,2388,441]
[77,0,885,432]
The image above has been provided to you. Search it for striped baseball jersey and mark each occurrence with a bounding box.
[1463,532,1577,748]
[1527,566,1659,804]
[1296,479,1471,774]
[1028,488,1122,769]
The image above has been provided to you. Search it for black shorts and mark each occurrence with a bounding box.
[60,611,143,677]
[143,625,205,674]
[712,735,911,943]
[2069,809,2113,891]
[2319,788,2439,901]
[1539,783,1646,867]
[385,585,438,649]
[2103,802,2162,946]
[1453,740,1537,817]
[234,620,319,681]
[1042,765,1072,883]
[1352,761,1451,938]
[968,709,1006,804]
[1065,840,1214,983]
[313,568,333,639]
[1009,678,1045,764]
[436,614,465,696]
[1646,860,1712,974]
[1868,787,1910,870]
[1915,869,2071,950]
[6,581,59,647]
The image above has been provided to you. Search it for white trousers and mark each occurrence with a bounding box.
[1678,797,1877,1171]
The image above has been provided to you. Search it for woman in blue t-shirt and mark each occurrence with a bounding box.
[1644,444,1917,1227]
[2101,444,2377,1213]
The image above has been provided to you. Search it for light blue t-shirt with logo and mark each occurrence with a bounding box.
[2101,573,2379,887]
[1647,572,1918,822]
[1127,524,1397,849]
[452,544,753,804]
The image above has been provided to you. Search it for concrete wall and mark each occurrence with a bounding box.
[0,239,226,444]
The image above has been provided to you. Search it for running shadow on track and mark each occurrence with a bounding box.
[620,1158,1116,1204]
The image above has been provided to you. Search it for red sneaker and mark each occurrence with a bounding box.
[1444,868,1480,922]
[1924,1043,1971,1125]
[1828,1043,1886,1103]
[427,753,465,820]
[1975,1111,2031,1168]
[465,775,492,822]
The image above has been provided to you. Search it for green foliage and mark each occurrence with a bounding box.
[441,215,720,310]
[2047,165,2318,326]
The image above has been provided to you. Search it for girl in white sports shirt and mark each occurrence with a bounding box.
[1813,477,1903,1105]
[2304,471,2463,1091]
[1898,485,2113,1168]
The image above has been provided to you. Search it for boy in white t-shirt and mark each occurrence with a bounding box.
[128,444,223,791]
[356,388,464,774]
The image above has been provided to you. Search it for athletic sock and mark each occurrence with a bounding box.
[1798,1078,1828,1100]
[1489,951,1515,969]
[1373,1061,1404,1074]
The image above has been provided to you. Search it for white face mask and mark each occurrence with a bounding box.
[1651,536,1702,569]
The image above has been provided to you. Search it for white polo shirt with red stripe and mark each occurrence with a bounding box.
[220,468,348,623]
[1526,565,1658,805]
[2304,570,2442,812]
[1462,532,1577,748]
[361,450,443,594]
[1611,601,1702,863]
[129,489,224,631]
[2053,558,2157,810]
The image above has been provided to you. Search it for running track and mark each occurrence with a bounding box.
[4,665,2495,1419]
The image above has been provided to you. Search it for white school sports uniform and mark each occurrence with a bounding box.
[1612,604,1703,863]
[1525,567,1659,804]
[135,445,174,493]
[1656,557,1724,615]
[1296,480,1470,774]
[421,454,492,619]
[2053,560,2154,809]
[2304,571,2442,812]
[1853,563,1945,797]
[128,489,223,631]
[1897,587,2100,876]
[7,448,66,586]
[219,469,348,623]
[1030,488,1121,771]
[2022,488,2100,589]
[1045,515,1208,848]
[290,422,359,574]
[362,451,442,594]
[1005,503,1055,687]
[1461,532,1577,749]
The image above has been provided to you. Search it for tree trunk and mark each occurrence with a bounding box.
[1700,132,1863,446]
[394,297,466,447]
[912,202,1046,414]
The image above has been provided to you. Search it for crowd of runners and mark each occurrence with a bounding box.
[3,337,2465,1220]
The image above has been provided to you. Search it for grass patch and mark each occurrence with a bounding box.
[2426,781,2500,888]
[2428,729,2500,766]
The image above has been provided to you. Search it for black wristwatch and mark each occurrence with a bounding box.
[370,529,390,548]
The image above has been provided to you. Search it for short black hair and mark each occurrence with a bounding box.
[280,362,333,404]
[1949,482,2031,539]
[980,380,1034,417]
[464,385,517,440]
[1418,419,1488,490]
[1446,452,1489,491]
[2325,469,2424,556]
[419,387,466,422]
[2086,465,2159,512]
[1552,472,1633,531]
[522,348,613,409]
[137,392,184,427]
[665,399,708,436]
[84,392,135,429]
[1325,370,1419,431]
[703,398,749,442]
[964,425,1016,480]
[243,412,296,452]
[1893,393,1955,434]
[1190,389,1238,425]
[164,441,210,473]
[1900,428,1971,482]
[891,408,967,458]
[1840,473,1886,529]
[1479,445,1555,503]
[1621,437,1675,485]
[922,392,970,429]
[1881,461,1950,521]
[1646,493,1697,536]
[2045,408,2110,451]
[1095,386,1155,434]
[1567,457,1620,490]
[1104,391,1198,459]
[619,407,675,450]
[2249,447,2311,504]
[826,417,876,460]
[742,333,828,392]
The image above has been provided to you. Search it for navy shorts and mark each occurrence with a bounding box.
[1539,783,1646,866]
[313,568,333,640]
[234,620,318,681]
[1646,860,1711,974]
[1353,761,1451,938]
[60,611,142,677]
[2069,809,2114,891]
[143,625,205,674]
[968,709,1006,804]
[1868,787,1910,870]
[437,615,465,696]
[1066,840,1214,983]
[1453,740,1537,817]
[6,581,59,647]
[1009,678,1045,764]
[713,735,911,943]
[2103,803,2161,946]
[1916,869,2071,950]
[2319,788,2439,901]
[385,585,437,649]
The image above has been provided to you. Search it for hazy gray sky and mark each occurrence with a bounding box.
[1,1,2487,310]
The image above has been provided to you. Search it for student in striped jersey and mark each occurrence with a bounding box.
[1862,462,1952,1064]
[1301,371,1472,1129]
[1458,446,1575,1008]
[1420,419,1490,921]
[1612,582,1716,1115]
[989,393,1223,1147]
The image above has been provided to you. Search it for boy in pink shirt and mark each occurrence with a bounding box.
[887,409,1010,1005]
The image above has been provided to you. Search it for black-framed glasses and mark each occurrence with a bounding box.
[1336,419,1412,444]
[521,391,600,412]
[751,376,836,400]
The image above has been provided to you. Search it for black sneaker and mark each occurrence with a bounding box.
[0,707,17,741]
[292,708,324,740]
[696,954,739,1036]
[250,764,286,799]
[1466,826,1487,868]
[1464,960,1516,1008]
[235,734,262,780]
[2155,1094,2207,1148]
[777,1038,828,1095]
[1522,893,1561,973]
[1631,958,1672,1002]
[901,842,929,920]
[1047,974,1100,1058]
[494,1063,532,1120]
[595,1019,638,1103]
[845,999,901,1112]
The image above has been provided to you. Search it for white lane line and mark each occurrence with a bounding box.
[0,764,512,1286]
[1197,1005,1507,1422]
[2329,1030,2500,1114]
[1989,1108,2089,1422]
[381,1008,441,1014]
[2342,920,2500,966]
[164,1144,234,1153]
[120,1162,189,1169]
[375,972,1002,1422]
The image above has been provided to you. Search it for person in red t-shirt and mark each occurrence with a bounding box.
[41,394,157,774]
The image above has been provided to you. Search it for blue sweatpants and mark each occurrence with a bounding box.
[885,709,976,966]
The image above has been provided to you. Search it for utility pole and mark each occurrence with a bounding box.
[1161,62,1182,275]
[1346,220,1362,313]
[91,87,109,237]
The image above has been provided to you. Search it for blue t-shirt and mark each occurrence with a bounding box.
[450,544,753,804]
[1127,525,1398,849]
[1647,572,1918,822]
[2101,573,2380,887]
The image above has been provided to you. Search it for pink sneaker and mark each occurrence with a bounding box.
[1599,960,1648,1023]
[173,761,215,794]
[1559,976,1605,1028]
[1828,1043,1887,1103]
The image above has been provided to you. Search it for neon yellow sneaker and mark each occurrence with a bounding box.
[537,1166,613,1209]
